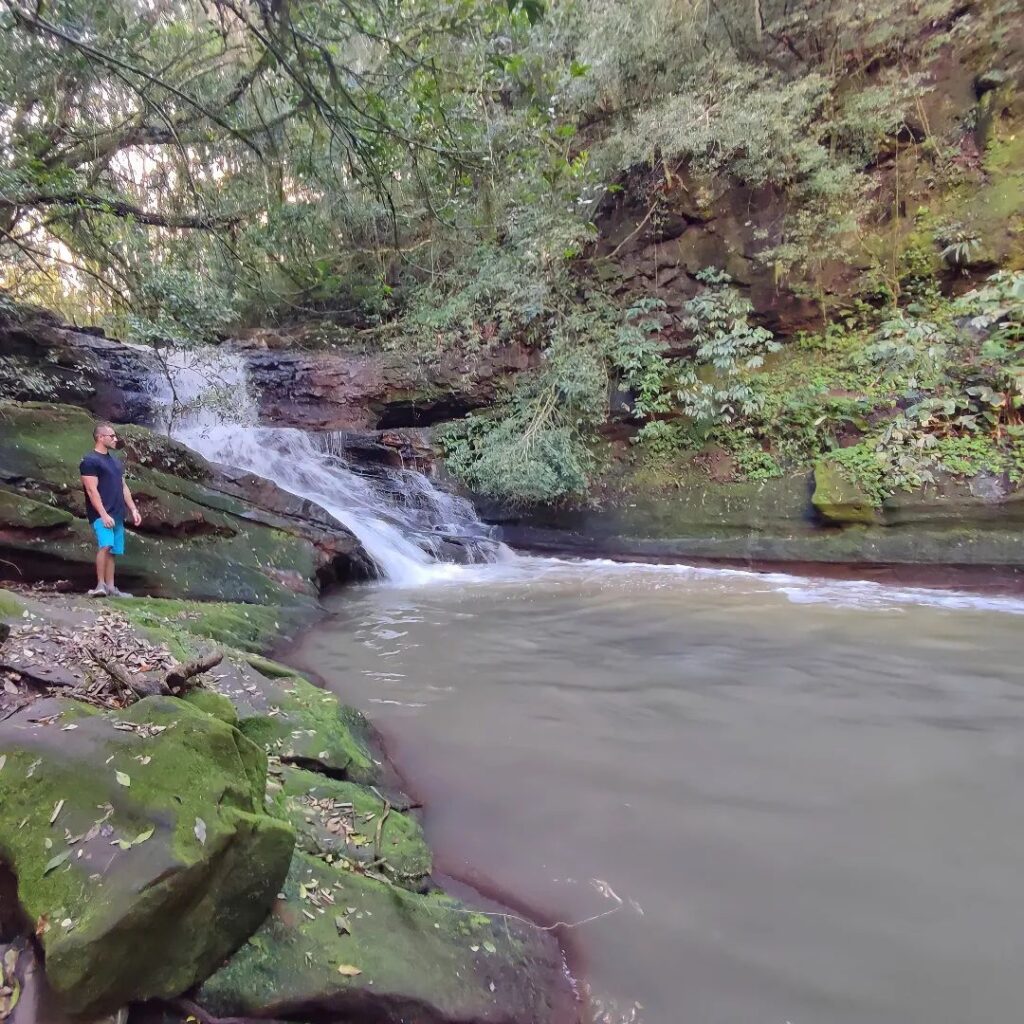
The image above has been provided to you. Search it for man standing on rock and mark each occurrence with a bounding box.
[80,422,142,597]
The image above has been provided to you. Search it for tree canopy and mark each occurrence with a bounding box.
[0,0,539,327]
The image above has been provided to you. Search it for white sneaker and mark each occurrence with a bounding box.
[108,587,133,598]
[87,584,109,597]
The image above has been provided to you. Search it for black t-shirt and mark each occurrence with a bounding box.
[79,451,126,523]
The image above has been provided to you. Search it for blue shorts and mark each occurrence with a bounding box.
[91,519,125,556]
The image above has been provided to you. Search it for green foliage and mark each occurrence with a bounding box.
[439,335,608,505]
[613,271,781,433]
[673,270,780,424]
[118,263,236,346]
[605,66,834,187]
[934,435,1005,476]
[609,296,672,419]
[0,0,538,330]
[852,313,950,388]
[821,444,890,507]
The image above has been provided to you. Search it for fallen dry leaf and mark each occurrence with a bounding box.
[43,849,72,874]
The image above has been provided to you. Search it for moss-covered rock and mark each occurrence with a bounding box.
[269,765,431,889]
[183,688,239,725]
[484,465,1024,572]
[199,851,570,1024]
[111,596,296,658]
[812,462,878,525]
[0,488,75,530]
[0,695,295,1017]
[236,669,377,784]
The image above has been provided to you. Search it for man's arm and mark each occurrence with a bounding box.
[123,480,142,527]
[81,475,114,529]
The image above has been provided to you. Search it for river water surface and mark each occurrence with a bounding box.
[291,558,1024,1024]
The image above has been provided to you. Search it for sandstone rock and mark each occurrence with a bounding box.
[199,851,572,1024]
[270,764,432,890]
[0,696,295,1018]
[233,659,378,784]
[478,466,1024,577]
[594,167,832,336]
[0,309,161,424]
[812,463,878,525]
[235,335,537,431]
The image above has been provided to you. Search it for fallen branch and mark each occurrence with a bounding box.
[90,651,165,700]
[165,650,223,693]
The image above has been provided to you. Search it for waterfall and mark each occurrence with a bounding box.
[150,346,507,584]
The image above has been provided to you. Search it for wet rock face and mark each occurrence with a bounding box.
[480,469,1024,576]
[234,331,536,431]
[592,168,839,338]
[0,311,163,425]
[2,307,536,440]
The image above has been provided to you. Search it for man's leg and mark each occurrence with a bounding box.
[103,551,115,590]
[106,522,131,597]
[89,518,113,595]
[89,545,111,596]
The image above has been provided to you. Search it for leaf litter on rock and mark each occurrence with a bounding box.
[43,848,72,874]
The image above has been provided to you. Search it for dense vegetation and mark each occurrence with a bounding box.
[2,0,1022,505]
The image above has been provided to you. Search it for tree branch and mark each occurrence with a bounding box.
[165,650,223,693]
[7,4,265,159]
[0,193,245,229]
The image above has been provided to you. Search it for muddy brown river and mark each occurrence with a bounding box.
[291,557,1024,1024]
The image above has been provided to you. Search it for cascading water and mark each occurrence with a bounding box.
[150,347,508,584]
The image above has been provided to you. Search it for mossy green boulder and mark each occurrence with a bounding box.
[812,462,877,525]
[269,765,431,889]
[0,695,295,1017]
[199,851,570,1024]
[183,688,239,725]
[232,665,378,783]
[110,596,301,659]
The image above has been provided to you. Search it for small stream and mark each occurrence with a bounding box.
[291,559,1024,1024]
